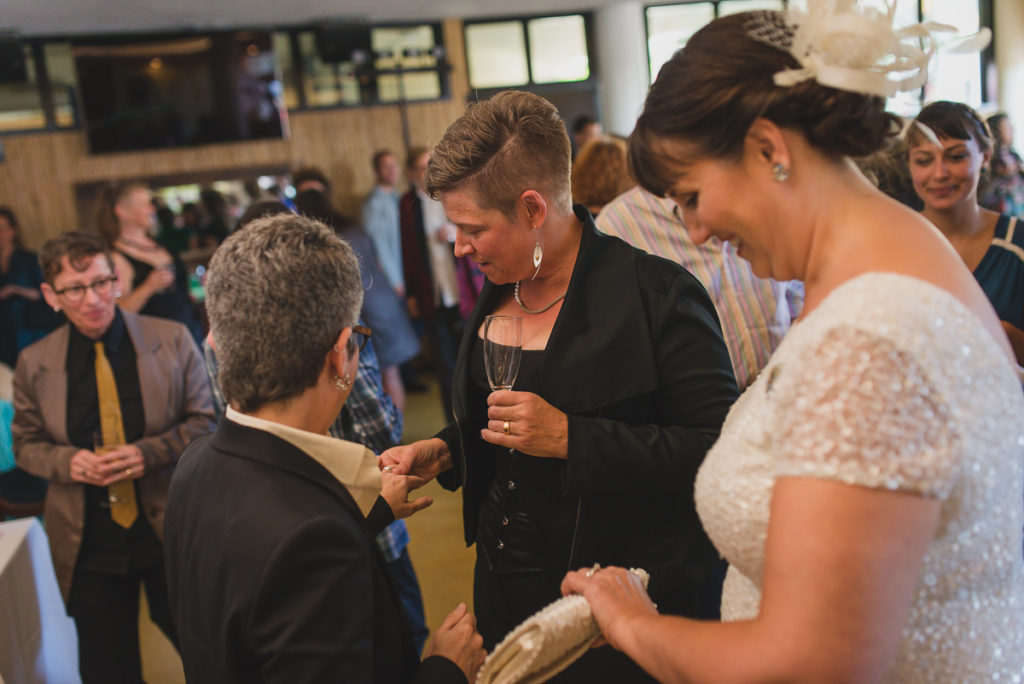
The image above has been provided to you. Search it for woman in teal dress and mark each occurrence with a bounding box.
[907,101,1024,364]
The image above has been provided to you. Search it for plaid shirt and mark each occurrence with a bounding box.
[203,331,408,561]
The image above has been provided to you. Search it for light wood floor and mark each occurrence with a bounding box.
[139,373,474,682]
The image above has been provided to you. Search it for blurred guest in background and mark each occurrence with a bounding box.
[295,167,420,412]
[400,146,463,420]
[13,231,214,684]
[195,188,232,248]
[1,207,56,368]
[907,101,1024,363]
[96,181,203,344]
[570,136,634,216]
[571,114,602,158]
[597,187,800,390]
[363,149,407,297]
[980,112,1024,218]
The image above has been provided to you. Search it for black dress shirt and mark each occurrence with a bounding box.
[66,308,163,573]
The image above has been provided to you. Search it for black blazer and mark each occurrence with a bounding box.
[438,205,739,619]
[164,419,465,684]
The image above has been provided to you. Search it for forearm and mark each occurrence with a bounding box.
[615,614,790,684]
[118,284,154,312]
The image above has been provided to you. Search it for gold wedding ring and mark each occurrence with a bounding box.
[125,468,132,477]
[502,420,511,435]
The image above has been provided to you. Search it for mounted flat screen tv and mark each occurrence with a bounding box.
[73,31,288,154]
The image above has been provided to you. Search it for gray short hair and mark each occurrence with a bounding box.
[205,213,363,412]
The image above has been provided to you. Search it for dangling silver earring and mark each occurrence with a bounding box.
[771,163,790,182]
[334,373,352,391]
[531,225,543,280]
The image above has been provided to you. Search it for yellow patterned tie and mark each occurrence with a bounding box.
[94,341,138,528]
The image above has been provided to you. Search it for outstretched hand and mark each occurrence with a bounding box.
[425,602,486,682]
[380,470,432,519]
[561,565,659,652]
[378,437,452,481]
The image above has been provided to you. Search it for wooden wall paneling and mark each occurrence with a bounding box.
[0,19,470,251]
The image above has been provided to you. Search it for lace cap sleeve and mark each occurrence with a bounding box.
[771,326,960,498]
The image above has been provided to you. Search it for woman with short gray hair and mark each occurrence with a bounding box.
[164,213,484,683]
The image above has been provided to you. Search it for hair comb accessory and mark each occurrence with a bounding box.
[477,568,649,684]
[747,1,990,98]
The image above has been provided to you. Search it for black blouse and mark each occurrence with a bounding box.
[469,337,577,577]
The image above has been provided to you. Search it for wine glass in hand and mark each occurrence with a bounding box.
[484,315,522,391]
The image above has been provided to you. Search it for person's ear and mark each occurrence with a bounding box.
[520,190,549,228]
[41,283,60,312]
[328,327,355,376]
[746,118,791,177]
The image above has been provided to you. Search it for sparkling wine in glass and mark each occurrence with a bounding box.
[484,315,522,391]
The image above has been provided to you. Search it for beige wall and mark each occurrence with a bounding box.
[0,19,469,252]
[994,0,1024,139]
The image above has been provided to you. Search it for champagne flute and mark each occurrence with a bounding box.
[484,315,522,455]
[484,315,522,391]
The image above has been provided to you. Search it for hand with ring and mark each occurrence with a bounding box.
[93,444,145,486]
[483,389,570,459]
[560,565,659,652]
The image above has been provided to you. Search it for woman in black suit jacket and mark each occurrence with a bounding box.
[381,91,738,681]
[163,213,483,683]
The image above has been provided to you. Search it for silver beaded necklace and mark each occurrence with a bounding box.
[513,280,566,315]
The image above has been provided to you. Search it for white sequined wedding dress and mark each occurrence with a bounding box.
[695,273,1024,681]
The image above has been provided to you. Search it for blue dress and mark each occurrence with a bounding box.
[973,215,1024,329]
[0,249,52,367]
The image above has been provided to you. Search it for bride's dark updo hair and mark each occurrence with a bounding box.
[630,11,902,196]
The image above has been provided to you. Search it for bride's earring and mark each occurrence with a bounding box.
[334,373,352,391]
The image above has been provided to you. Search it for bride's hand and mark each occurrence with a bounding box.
[561,566,659,652]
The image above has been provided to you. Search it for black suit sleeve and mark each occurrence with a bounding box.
[564,273,739,496]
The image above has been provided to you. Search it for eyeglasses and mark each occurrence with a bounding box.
[352,324,372,353]
[53,276,118,303]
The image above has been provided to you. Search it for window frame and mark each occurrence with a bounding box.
[642,0,995,109]
[462,12,597,96]
[0,21,452,135]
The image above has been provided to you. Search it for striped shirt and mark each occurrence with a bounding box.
[596,187,802,389]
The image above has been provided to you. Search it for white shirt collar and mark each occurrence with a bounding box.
[225,406,381,517]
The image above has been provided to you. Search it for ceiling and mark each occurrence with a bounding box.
[3,0,612,37]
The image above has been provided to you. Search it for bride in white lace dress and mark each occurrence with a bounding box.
[561,6,1024,682]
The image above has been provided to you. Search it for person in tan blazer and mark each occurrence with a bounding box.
[12,231,215,684]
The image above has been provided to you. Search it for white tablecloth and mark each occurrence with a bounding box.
[0,517,80,684]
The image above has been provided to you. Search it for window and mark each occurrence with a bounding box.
[465,15,592,91]
[373,24,445,102]
[644,1,989,112]
[0,43,45,132]
[295,23,447,108]
[528,16,590,84]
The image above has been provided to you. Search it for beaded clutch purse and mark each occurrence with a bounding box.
[476,568,649,684]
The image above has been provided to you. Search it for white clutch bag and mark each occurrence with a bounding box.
[476,567,649,684]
